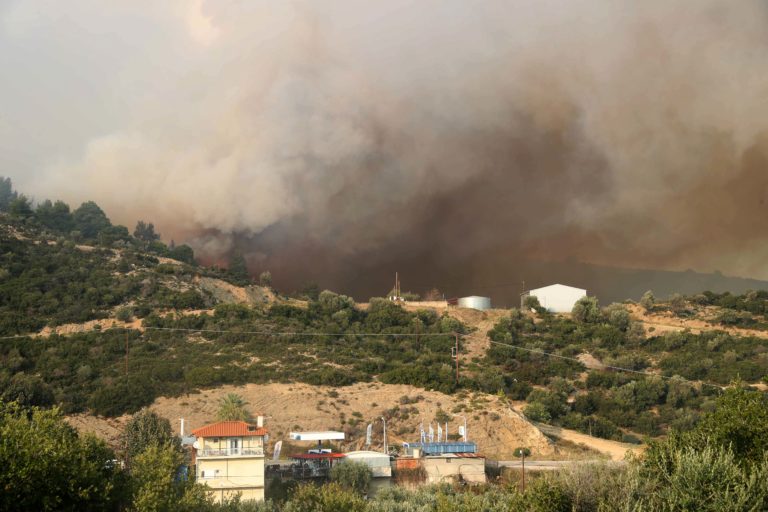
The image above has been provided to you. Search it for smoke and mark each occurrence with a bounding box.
[8,0,768,296]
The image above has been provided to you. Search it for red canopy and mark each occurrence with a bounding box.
[291,453,347,460]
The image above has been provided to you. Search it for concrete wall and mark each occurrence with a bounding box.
[423,457,486,484]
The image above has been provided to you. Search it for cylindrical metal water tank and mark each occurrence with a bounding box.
[457,296,491,310]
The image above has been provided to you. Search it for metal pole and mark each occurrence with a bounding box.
[125,331,129,376]
[521,452,526,493]
[381,417,388,455]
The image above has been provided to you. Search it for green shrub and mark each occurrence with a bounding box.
[283,483,366,512]
[0,402,123,511]
[330,461,373,495]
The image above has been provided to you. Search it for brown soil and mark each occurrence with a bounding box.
[68,382,562,460]
[445,308,509,362]
[38,317,143,336]
[535,423,643,461]
[194,277,276,306]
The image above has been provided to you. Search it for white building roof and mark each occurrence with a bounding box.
[289,431,345,441]
[345,450,390,459]
[527,283,586,294]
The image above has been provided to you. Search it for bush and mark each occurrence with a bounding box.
[283,482,366,512]
[524,402,552,423]
[0,402,123,511]
[116,307,134,322]
[330,461,373,495]
[639,443,768,511]
[89,376,156,416]
[122,408,181,460]
[572,296,602,323]
[640,290,655,312]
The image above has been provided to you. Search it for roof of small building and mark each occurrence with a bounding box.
[191,421,267,438]
[526,283,587,294]
[344,450,391,459]
[292,453,347,460]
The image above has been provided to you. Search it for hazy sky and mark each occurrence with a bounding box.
[2,0,768,287]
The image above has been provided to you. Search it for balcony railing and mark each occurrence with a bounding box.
[197,447,264,457]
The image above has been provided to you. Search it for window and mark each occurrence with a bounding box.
[201,469,220,479]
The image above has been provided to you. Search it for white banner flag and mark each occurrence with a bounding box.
[366,423,373,447]
[428,424,435,443]
[420,423,426,443]
[273,440,282,461]
[458,425,465,441]
[437,423,442,442]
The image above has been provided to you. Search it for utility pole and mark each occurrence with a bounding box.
[125,331,129,376]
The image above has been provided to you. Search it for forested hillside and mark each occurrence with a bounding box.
[0,177,766,447]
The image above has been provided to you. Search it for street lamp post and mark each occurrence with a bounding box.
[513,447,531,492]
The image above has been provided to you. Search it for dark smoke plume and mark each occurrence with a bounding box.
[21,0,768,300]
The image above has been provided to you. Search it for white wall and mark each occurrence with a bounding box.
[527,284,587,313]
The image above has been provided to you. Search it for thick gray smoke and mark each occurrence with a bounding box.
[6,0,768,296]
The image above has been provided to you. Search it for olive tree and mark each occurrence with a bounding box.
[121,408,180,460]
[0,402,123,511]
[330,461,373,495]
[571,296,602,323]
[639,290,655,312]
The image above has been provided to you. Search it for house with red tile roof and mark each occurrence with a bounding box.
[191,417,268,502]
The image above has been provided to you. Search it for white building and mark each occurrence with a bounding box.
[192,420,267,502]
[522,284,587,313]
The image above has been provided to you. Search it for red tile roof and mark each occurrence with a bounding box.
[191,421,268,438]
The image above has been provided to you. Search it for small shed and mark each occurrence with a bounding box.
[522,284,587,313]
[343,451,392,477]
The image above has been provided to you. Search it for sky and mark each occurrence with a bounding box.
[2,0,768,297]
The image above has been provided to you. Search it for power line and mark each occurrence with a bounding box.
[0,324,731,389]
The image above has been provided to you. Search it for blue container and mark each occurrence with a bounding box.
[402,442,477,455]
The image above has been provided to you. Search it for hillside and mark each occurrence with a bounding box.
[67,382,574,461]
[0,196,766,462]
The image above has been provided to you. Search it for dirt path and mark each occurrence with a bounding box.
[535,423,643,461]
[444,308,508,362]
[628,304,768,339]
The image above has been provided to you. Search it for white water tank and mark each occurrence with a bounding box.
[457,296,491,311]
